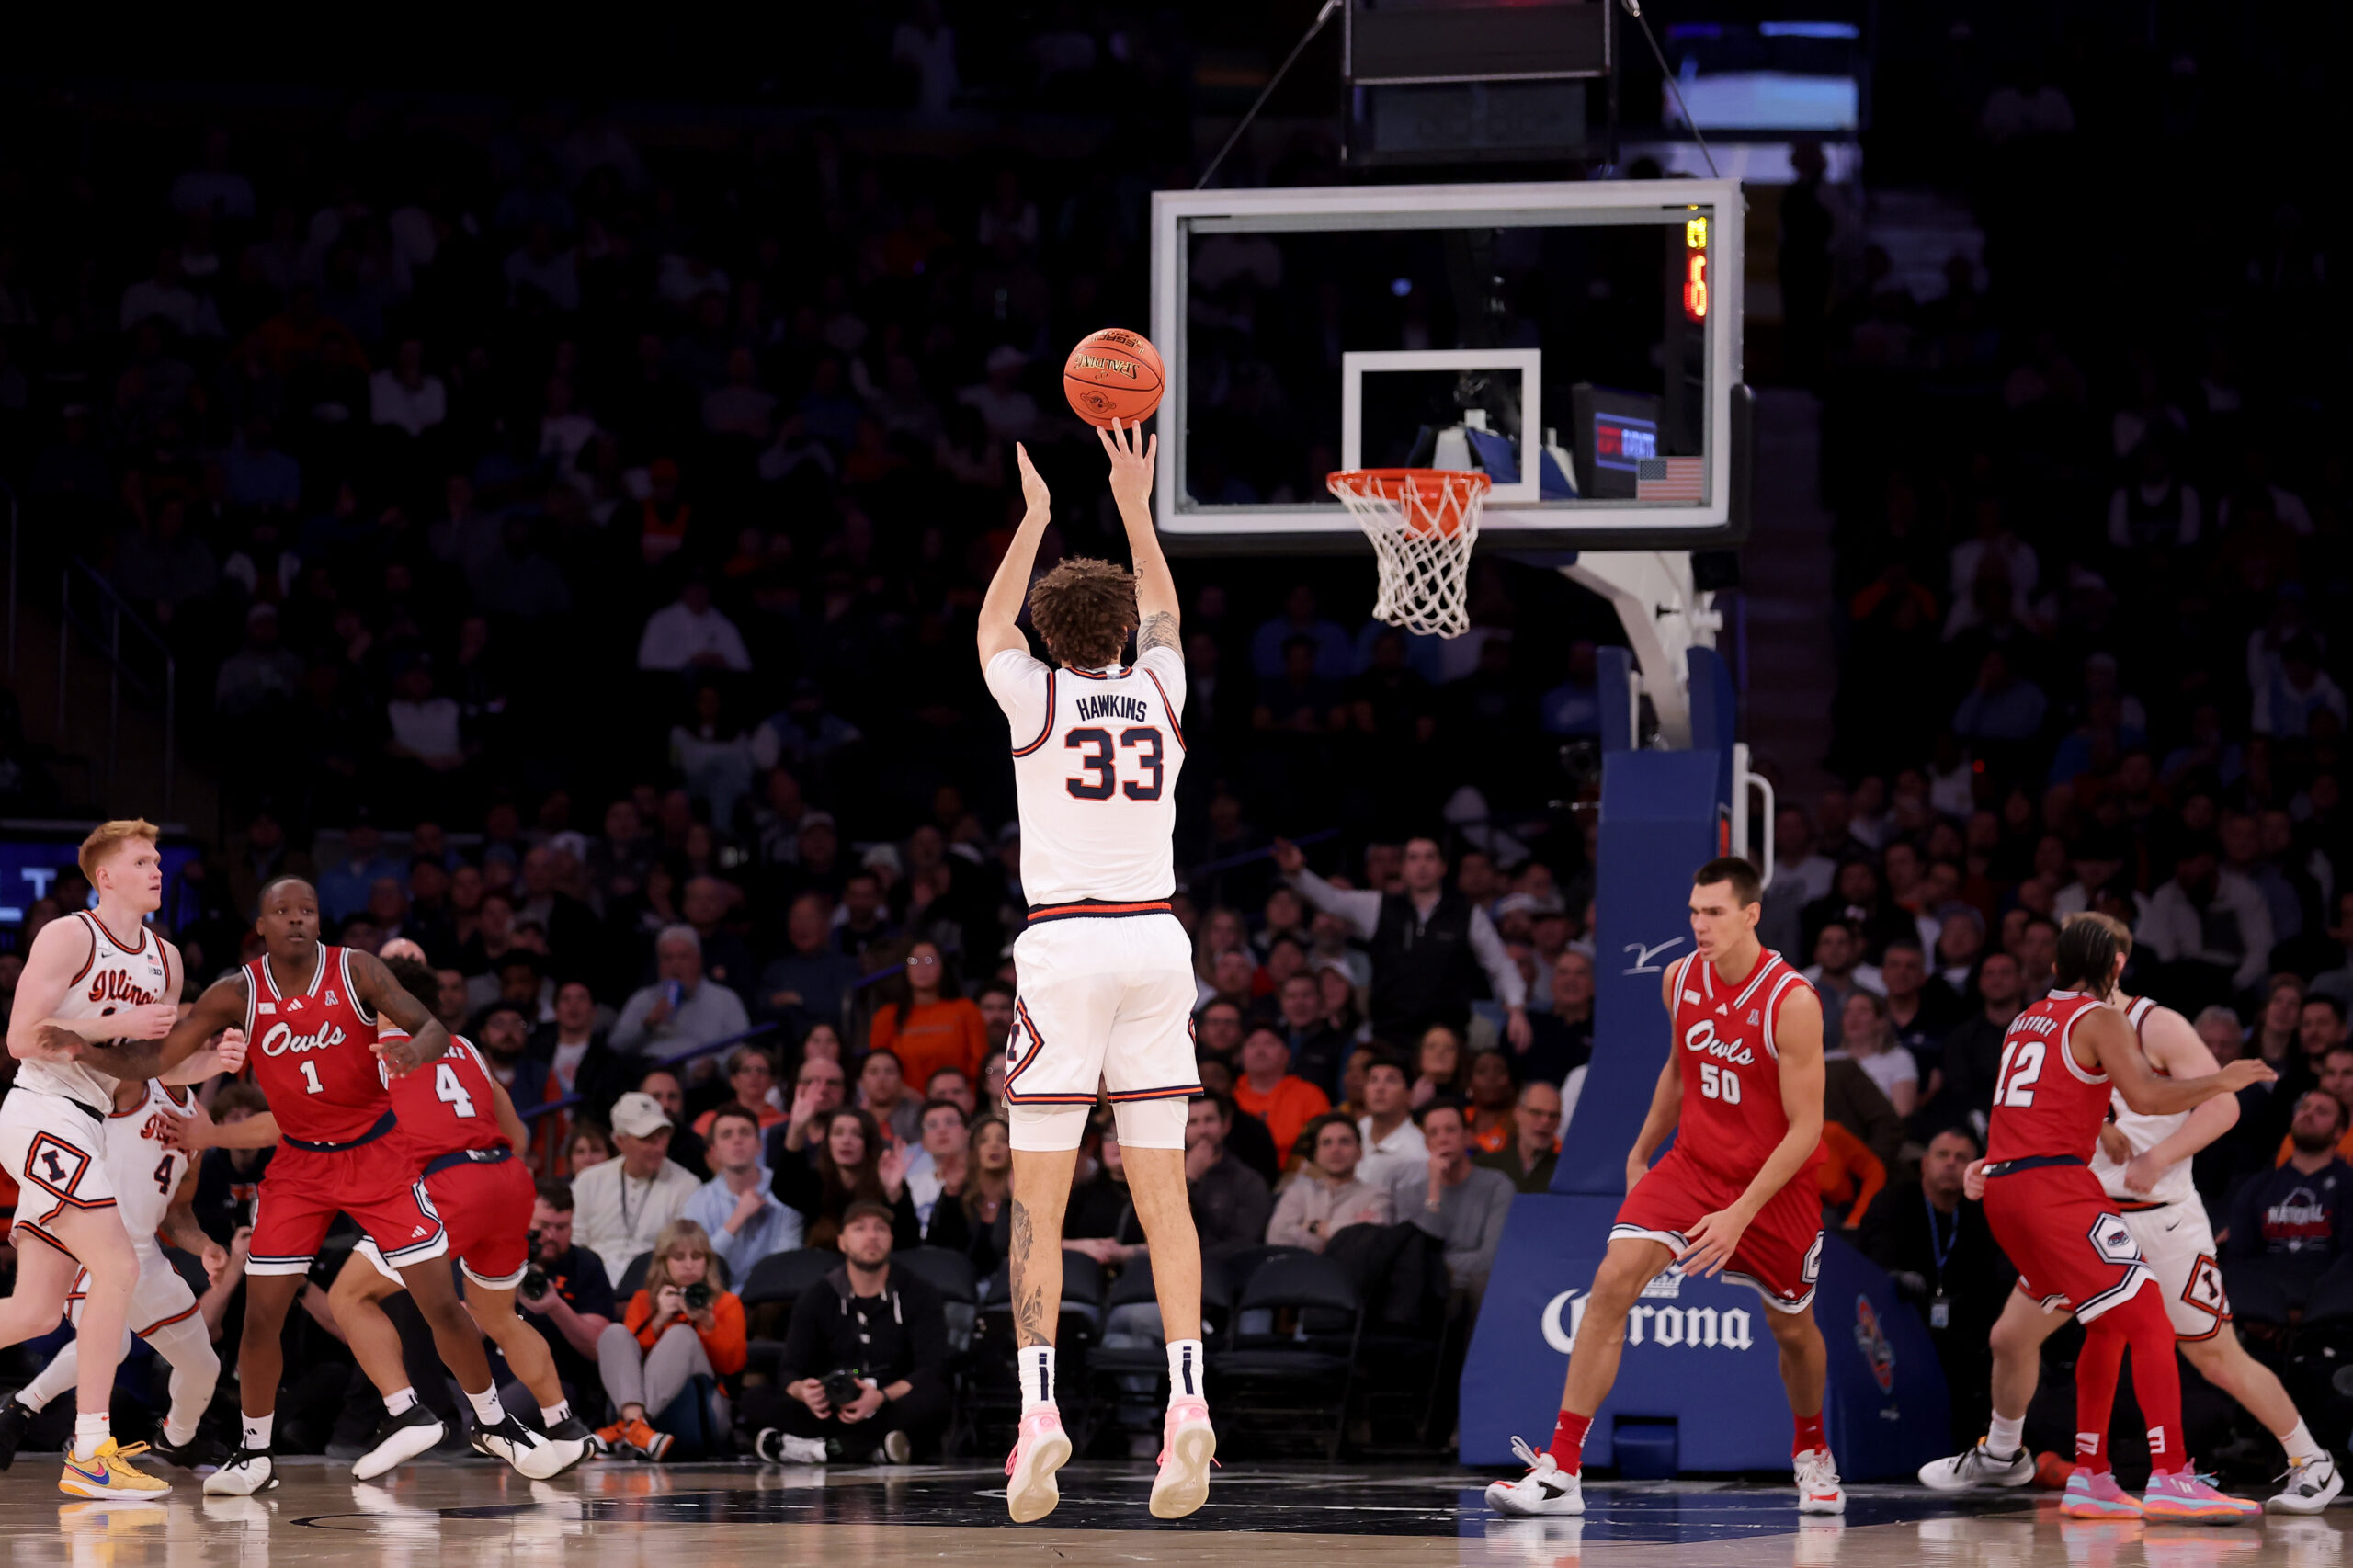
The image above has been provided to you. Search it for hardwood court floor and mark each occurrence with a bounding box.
[7,1458,2342,1568]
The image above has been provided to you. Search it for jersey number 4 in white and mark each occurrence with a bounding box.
[435,1062,478,1118]
[1699,1062,1742,1104]
[1064,726,1164,801]
[1995,1038,2046,1108]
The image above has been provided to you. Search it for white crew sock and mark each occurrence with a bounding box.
[1166,1339,1206,1404]
[71,1413,109,1461]
[243,1413,274,1451]
[1986,1411,2025,1458]
[1019,1346,1057,1414]
[385,1386,419,1416]
[2280,1418,2326,1466]
[163,1413,199,1449]
[466,1386,507,1427]
[542,1400,573,1427]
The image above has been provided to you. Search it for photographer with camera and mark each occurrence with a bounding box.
[595,1219,746,1460]
[512,1182,618,1420]
[751,1202,950,1464]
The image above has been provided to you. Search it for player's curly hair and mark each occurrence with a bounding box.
[1027,556,1136,669]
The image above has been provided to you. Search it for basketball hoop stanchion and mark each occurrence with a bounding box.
[1325,468,1489,638]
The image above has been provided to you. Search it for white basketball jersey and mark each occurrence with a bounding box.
[19,911,172,1113]
[103,1080,197,1258]
[985,645,1187,906]
[2091,995,2197,1208]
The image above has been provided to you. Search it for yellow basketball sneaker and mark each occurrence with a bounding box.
[59,1439,170,1498]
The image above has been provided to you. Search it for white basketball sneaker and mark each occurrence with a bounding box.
[1485,1437,1585,1517]
[1919,1439,2038,1491]
[2268,1453,2344,1514]
[1795,1448,1847,1515]
[1004,1408,1073,1524]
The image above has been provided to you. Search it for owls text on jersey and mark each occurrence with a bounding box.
[103,1080,198,1256]
[19,911,174,1113]
[984,644,1187,907]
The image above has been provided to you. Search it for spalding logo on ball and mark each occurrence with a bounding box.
[1063,328,1165,428]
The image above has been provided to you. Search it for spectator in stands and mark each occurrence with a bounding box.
[1880,937,1957,1066]
[2274,1046,2353,1165]
[690,1046,786,1139]
[1816,1121,1887,1231]
[567,1123,617,1176]
[682,1108,803,1279]
[1463,1049,1519,1153]
[2302,996,2348,1069]
[2138,835,2274,1003]
[867,941,985,1091]
[1520,949,1595,1089]
[573,1092,701,1285]
[2226,1092,2353,1259]
[1822,1047,1905,1171]
[1183,1094,1273,1256]
[756,892,860,1038]
[1400,1101,1515,1300]
[596,1220,747,1460]
[636,576,753,674]
[756,1202,951,1464]
[510,1182,618,1421]
[1272,972,1348,1096]
[1929,950,2024,1137]
[924,1066,975,1119]
[191,1082,273,1243]
[635,1069,710,1179]
[529,981,621,1123]
[1478,1081,1563,1193]
[1355,1056,1428,1190]
[1859,1129,2011,1441]
[1273,836,1532,1049]
[1233,1025,1330,1169]
[610,926,751,1062]
[1267,1114,1392,1251]
[1410,1024,1470,1107]
[1803,920,1884,1051]
[1835,991,1919,1118]
[773,1107,917,1250]
[902,1099,970,1240]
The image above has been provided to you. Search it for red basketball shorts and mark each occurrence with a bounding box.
[246,1137,448,1277]
[1611,1147,1824,1312]
[421,1153,534,1289]
[1982,1158,2153,1323]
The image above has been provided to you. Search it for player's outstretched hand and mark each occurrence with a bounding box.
[375,1033,433,1076]
[212,1027,249,1075]
[199,1240,229,1284]
[119,1002,179,1041]
[1015,441,1051,516]
[30,1023,85,1062]
[2221,1059,2278,1092]
[1097,415,1156,514]
[161,1107,215,1152]
[1675,1208,1751,1278]
[1961,1158,1986,1202]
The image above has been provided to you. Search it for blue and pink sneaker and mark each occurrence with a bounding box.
[2143,1468,2258,1524]
[2061,1467,2143,1519]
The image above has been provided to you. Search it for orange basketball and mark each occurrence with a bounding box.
[1063,328,1165,428]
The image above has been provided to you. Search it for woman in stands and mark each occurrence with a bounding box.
[773,1107,919,1250]
[596,1220,746,1461]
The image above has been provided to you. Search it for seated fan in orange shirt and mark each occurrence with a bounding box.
[1232,1026,1331,1170]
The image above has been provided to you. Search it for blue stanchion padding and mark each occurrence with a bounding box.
[1460,1195,1951,1479]
[1596,647,1636,756]
[1686,646,1738,809]
[1552,750,1722,1197]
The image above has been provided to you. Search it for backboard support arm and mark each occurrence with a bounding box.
[1561,551,1719,748]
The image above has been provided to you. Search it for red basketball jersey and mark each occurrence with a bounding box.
[243,946,389,1145]
[1666,948,1821,1187]
[380,1032,510,1162]
[1984,989,2111,1165]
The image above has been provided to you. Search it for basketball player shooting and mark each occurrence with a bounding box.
[977,419,1214,1524]
[1490,858,1846,1517]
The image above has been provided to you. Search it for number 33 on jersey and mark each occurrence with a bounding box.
[984,644,1188,907]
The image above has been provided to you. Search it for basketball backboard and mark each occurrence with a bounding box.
[1150,178,1749,554]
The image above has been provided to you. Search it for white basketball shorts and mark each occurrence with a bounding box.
[2119,1198,2231,1341]
[1007,903,1200,1152]
[0,1087,117,1252]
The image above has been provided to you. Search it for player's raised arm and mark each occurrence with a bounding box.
[1101,417,1176,654]
[350,949,452,1075]
[2088,1007,2272,1117]
[134,972,256,1083]
[6,915,176,1064]
[978,443,1057,665]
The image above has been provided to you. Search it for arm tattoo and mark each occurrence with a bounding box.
[1007,1197,1051,1347]
[1137,610,1178,655]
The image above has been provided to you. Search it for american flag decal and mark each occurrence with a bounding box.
[1636,456,1705,501]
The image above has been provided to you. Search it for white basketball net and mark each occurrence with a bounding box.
[1325,469,1490,638]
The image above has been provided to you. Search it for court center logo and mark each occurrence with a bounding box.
[1542,1283,1755,1355]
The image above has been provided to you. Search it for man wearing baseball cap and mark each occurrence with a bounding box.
[573,1092,702,1285]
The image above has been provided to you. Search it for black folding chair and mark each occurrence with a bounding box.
[739,1248,839,1381]
[1211,1250,1364,1460]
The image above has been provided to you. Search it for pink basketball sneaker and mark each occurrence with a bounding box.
[2143,1468,2258,1524]
[1004,1409,1073,1524]
[2061,1467,2143,1519]
[1150,1398,1216,1520]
